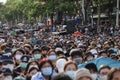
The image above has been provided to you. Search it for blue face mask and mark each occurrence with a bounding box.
[48,55,57,61]
[66,71,75,79]
[41,67,52,76]
[20,63,27,69]
[34,54,41,60]
[74,57,82,65]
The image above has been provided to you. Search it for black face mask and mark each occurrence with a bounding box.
[26,76,31,80]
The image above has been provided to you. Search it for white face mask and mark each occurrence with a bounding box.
[4,76,12,80]
[3,64,14,71]
[91,74,98,80]
[66,71,75,79]
[99,75,107,80]
[15,54,22,60]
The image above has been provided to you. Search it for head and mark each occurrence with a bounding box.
[39,58,54,77]
[52,72,72,80]
[13,49,25,64]
[107,68,120,80]
[98,50,108,57]
[64,61,77,79]
[70,49,83,65]
[32,49,42,60]
[56,57,68,73]
[98,65,111,80]
[85,63,98,80]
[48,49,57,61]
[75,68,93,80]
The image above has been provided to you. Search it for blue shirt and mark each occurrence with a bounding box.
[31,72,45,80]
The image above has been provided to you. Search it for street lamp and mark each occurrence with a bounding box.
[91,6,94,28]
[116,0,119,28]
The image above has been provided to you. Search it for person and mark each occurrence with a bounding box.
[75,68,93,80]
[98,50,108,58]
[26,67,39,80]
[1,68,13,80]
[12,49,25,67]
[69,49,83,65]
[107,68,120,80]
[32,58,56,80]
[32,49,42,60]
[25,60,39,76]
[85,63,98,80]
[47,49,57,65]
[64,61,77,79]
[56,56,68,73]
[84,52,95,62]
[98,65,111,80]
[52,72,72,80]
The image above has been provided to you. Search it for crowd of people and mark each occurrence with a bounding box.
[0,23,120,80]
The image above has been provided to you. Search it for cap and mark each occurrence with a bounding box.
[21,55,30,63]
[75,68,93,80]
[1,55,13,63]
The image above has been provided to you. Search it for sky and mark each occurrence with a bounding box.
[0,0,7,4]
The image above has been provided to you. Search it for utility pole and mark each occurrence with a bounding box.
[116,0,119,28]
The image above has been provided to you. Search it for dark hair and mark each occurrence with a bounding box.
[13,48,25,56]
[39,58,54,70]
[32,49,41,54]
[25,61,39,74]
[107,68,120,80]
[85,63,98,73]
[28,67,39,73]
[56,51,64,56]
[52,72,72,80]
[99,65,111,73]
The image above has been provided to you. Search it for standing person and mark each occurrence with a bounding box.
[32,58,56,80]
[107,68,120,80]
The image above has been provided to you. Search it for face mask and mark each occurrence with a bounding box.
[74,57,82,65]
[12,48,17,52]
[66,71,75,79]
[3,64,14,71]
[15,54,22,60]
[41,67,52,76]
[20,63,27,69]
[99,75,107,80]
[87,57,93,61]
[34,54,41,60]
[4,76,12,80]
[91,74,98,80]
[48,55,57,61]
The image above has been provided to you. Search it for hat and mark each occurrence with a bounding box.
[2,68,12,75]
[90,49,98,55]
[56,58,67,73]
[1,55,13,63]
[21,55,30,63]
[75,68,93,80]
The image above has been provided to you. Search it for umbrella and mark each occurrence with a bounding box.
[78,57,120,70]
[72,31,82,37]
[17,23,24,27]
